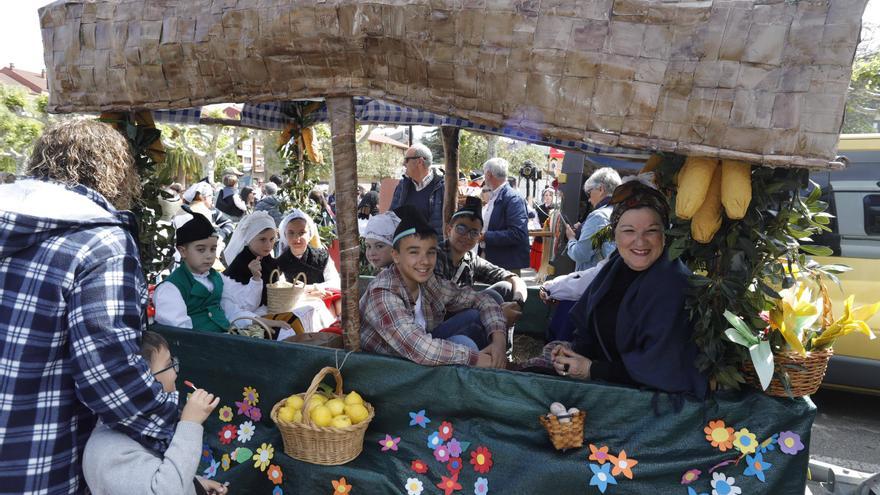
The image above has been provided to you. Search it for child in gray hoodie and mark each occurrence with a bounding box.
[83,332,229,495]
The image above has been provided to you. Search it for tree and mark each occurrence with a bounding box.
[498,143,549,178]
[458,130,488,173]
[157,110,249,182]
[0,87,51,173]
[356,140,402,181]
[421,127,445,163]
[843,52,880,133]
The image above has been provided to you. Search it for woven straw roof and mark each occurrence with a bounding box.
[39,0,868,169]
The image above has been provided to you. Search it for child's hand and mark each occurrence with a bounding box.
[197,477,229,495]
[248,257,263,281]
[181,388,220,424]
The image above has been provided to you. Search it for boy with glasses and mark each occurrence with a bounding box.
[83,331,229,494]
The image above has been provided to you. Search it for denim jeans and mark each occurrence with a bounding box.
[430,309,488,350]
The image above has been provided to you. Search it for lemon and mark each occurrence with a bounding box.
[293,410,303,423]
[277,406,296,423]
[285,395,304,410]
[344,403,369,424]
[306,395,327,412]
[330,415,352,428]
[312,394,328,404]
[343,391,364,406]
[325,398,345,416]
[310,405,333,427]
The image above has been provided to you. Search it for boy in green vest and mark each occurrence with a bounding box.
[154,213,268,332]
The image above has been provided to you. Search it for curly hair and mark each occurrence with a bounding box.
[27,118,141,210]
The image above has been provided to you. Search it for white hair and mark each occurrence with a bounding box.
[409,143,433,164]
[483,157,509,179]
[583,167,622,194]
[262,182,278,195]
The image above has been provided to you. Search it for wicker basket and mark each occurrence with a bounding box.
[741,348,833,397]
[270,367,374,465]
[227,316,274,339]
[539,411,585,451]
[266,270,306,314]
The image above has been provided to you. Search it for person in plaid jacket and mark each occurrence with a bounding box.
[0,120,179,495]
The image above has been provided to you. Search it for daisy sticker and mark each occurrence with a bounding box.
[252,443,274,471]
[404,477,424,495]
[470,446,493,474]
[267,464,283,485]
[379,434,400,452]
[711,472,742,495]
[409,409,431,428]
[237,420,256,443]
[218,424,237,445]
[218,406,233,422]
[243,386,259,406]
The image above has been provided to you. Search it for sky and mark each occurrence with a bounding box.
[2,0,879,73]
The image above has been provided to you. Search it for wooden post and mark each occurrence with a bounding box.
[441,126,460,231]
[327,97,360,351]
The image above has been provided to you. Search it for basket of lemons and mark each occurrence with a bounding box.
[270,366,374,465]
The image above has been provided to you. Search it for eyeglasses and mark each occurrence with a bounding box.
[153,356,179,376]
[403,156,422,165]
[454,223,481,239]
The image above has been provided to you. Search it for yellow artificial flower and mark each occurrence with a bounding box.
[769,285,821,355]
[811,296,879,349]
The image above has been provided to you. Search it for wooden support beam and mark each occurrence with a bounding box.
[441,126,460,231]
[327,97,360,351]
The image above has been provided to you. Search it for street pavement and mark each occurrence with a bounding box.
[810,389,880,474]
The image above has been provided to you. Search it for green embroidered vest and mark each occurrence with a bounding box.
[164,266,230,332]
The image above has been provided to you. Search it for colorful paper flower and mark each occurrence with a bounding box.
[218,406,233,422]
[235,400,252,416]
[233,447,253,464]
[446,438,462,457]
[688,488,709,495]
[267,464,283,485]
[379,434,400,452]
[681,468,701,484]
[273,487,283,495]
[470,446,493,474]
[589,444,610,464]
[427,431,443,450]
[705,420,736,452]
[404,477,424,495]
[589,463,617,493]
[200,443,213,464]
[778,431,804,455]
[219,424,238,444]
[243,386,259,406]
[436,474,462,495]
[252,443,274,471]
[732,428,758,455]
[743,452,772,482]
[608,449,638,479]
[711,472,742,495]
[409,409,431,428]
[447,457,463,476]
[411,459,428,474]
[202,459,220,479]
[438,421,454,441]
[434,444,451,462]
[237,420,255,443]
[220,454,231,471]
[759,433,778,453]
[246,406,263,422]
[474,477,489,495]
[332,477,352,494]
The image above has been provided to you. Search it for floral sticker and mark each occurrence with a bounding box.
[438,421,454,441]
[778,431,804,455]
[759,433,778,454]
[409,409,431,428]
[705,420,735,452]
[710,472,742,495]
[233,447,253,464]
[411,459,428,474]
[273,487,283,495]
[245,406,262,422]
[436,474,462,495]
[589,463,617,493]
[243,386,259,406]
[218,406,233,422]
[235,400,252,416]
[252,443,274,471]
[219,424,237,445]
[267,464,283,485]
[681,468,701,484]
[220,454,231,472]
[446,438,462,457]
[732,428,758,455]
[589,444,610,464]
[427,432,443,450]
[404,477,424,495]
[202,459,220,480]
[608,449,638,479]
[688,487,709,495]
[200,443,213,464]
[237,421,256,443]
[332,477,352,494]
[379,434,401,452]
[474,477,489,495]
[743,452,772,482]
[447,457,463,476]
[470,446,493,474]
[434,444,450,463]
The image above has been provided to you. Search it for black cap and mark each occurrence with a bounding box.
[391,205,436,246]
[176,213,218,246]
[451,196,483,224]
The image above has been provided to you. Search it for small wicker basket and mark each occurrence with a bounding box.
[741,348,833,397]
[227,316,274,339]
[539,411,585,451]
[270,366,374,465]
[266,270,306,314]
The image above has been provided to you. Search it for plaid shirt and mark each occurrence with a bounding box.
[434,240,514,287]
[0,180,178,495]
[359,264,506,366]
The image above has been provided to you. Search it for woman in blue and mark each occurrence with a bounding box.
[550,179,708,399]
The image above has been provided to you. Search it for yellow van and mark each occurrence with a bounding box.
[811,134,880,394]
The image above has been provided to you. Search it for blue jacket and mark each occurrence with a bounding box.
[390,169,445,239]
[484,184,530,270]
[567,200,615,271]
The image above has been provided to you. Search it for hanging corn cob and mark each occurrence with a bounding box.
[721,160,752,220]
[691,164,723,243]
[675,156,718,220]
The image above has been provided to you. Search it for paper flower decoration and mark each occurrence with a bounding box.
[589,463,617,494]
[470,446,493,474]
[252,443,274,471]
[474,477,489,495]
[608,449,638,479]
[219,424,238,444]
[447,457,463,476]
[688,488,709,495]
[732,428,758,455]
[220,454,231,471]
[273,487,283,495]
[246,406,263,422]
[427,432,443,450]
[705,420,735,452]
[203,459,220,480]
[743,452,772,482]
[267,464,283,485]
[434,444,450,463]
[237,420,256,443]
[379,434,401,452]
[404,477,424,495]
[778,431,804,455]
[233,447,253,464]
[589,444,610,464]
[759,433,778,453]
[438,421,454,441]
[332,477,352,494]
[409,409,431,428]
[411,459,428,474]
[681,468,701,484]
[243,386,259,406]
[446,438,462,457]
[436,474,462,495]
[235,400,252,416]
[711,472,742,495]
[200,443,213,464]
[218,406,233,422]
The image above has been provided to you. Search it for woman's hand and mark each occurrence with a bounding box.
[197,477,228,495]
[565,224,576,241]
[538,287,554,305]
[247,256,262,281]
[550,345,592,380]
[306,286,329,298]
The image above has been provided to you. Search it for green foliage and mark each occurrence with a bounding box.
[156,146,201,185]
[421,128,445,163]
[843,53,880,133]
[356,139,402,181]
[498,144,548,178]
[0,86,48,172]
[458,130,488,172]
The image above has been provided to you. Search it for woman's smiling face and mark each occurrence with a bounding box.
[613,207,664,271]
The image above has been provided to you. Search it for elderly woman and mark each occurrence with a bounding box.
[550,180,708,398]
[565,167,622,271]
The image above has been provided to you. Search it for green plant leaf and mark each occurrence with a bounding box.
[799,244,833,256]
[750,340,774,391]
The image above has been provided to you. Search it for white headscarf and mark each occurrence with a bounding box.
[363,212,400,244]
[222,211,277,264]
[182,182,214,203]
[278,209,322,253]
